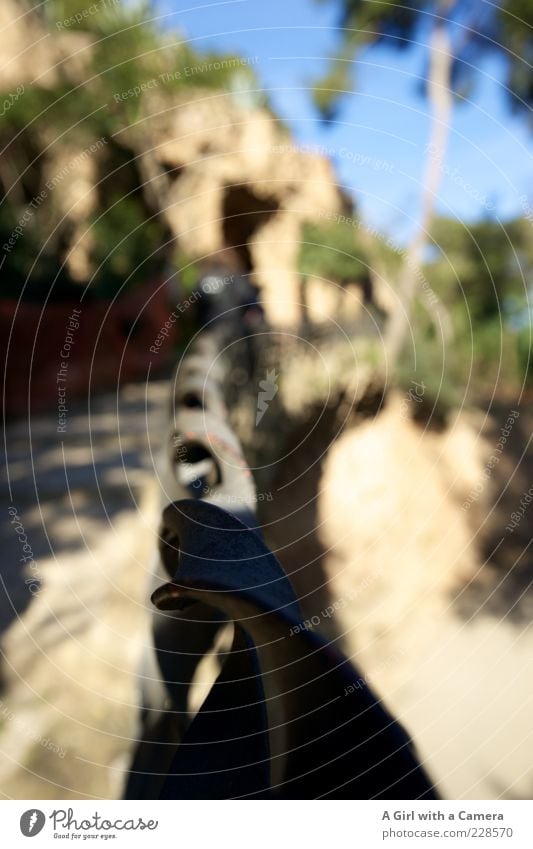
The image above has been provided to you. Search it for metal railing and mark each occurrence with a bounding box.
[125,281,437,799]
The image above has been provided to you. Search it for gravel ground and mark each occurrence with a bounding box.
[1,381,531,799]
[1,382,168,798]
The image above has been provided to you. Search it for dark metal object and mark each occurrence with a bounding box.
[126,322,262,799]
[125,278,437,799]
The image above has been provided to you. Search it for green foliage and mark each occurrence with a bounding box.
[49,0,154,32]
[299,211,532,403]
[498,0,533,115]
[0,201,74,300]
[397,297,521,418]
[0,1,261,300]
[310,56,352,121]
[89,197,165,294]
[312,0,424,120]
[174,251,201,294]
[428,217,532,322]
[516,325,533,385]
[330,0,423,45]
[396,338,461,426]
[299,219,370,281]
[419,215,533,395]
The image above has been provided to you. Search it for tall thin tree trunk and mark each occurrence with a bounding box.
[384,19,454,367]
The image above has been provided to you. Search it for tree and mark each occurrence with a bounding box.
[0,0,261,298]
[427,215,532,388]
[312,1,533,367]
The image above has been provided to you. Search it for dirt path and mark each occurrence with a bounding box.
[1,382,531,799]
[1,382,167,798]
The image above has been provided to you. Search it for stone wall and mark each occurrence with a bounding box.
[0,3,346,326]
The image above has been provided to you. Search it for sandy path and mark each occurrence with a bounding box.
[319,396,533,799]
[1,382,531,799]
[1,382,167,798]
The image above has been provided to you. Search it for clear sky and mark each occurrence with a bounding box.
[151,0,532,239]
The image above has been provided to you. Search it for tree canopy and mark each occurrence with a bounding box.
[313,0,533,121]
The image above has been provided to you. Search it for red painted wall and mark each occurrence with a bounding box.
[1,280,178,418]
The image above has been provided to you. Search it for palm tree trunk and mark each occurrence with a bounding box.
[384,19,454,367]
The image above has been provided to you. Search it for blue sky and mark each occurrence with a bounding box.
[152,0,532,239]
